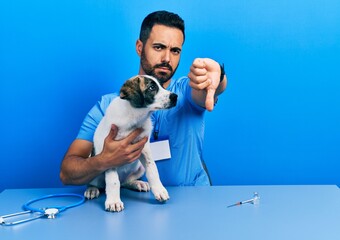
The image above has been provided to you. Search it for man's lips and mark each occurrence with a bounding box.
[158,67,170,72]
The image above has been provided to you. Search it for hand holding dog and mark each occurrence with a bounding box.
[98,124,148,170]
[188,58,222,111]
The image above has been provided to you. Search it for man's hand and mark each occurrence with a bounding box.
[188,58,222,111]
[97,124,148,171]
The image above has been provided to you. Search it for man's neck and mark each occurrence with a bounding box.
[162,80,171,89]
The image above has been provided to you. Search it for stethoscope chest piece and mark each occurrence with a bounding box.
[44,208,59,219]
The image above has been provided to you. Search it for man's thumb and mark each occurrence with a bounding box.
[107,124,118,140]
[205,88,215,112]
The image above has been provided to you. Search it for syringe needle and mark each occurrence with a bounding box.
[227,202,242,208]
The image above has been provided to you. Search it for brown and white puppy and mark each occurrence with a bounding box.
[84,75,177,212]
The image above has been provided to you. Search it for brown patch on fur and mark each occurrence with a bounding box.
[120,76,146,108]
[138,76,146,92]
[120,76,139,99]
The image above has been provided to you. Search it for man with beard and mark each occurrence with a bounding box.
[60,10,227,187]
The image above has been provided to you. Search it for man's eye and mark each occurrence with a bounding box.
[172,49,181,55]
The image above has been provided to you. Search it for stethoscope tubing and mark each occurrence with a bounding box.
[23,193,85,213]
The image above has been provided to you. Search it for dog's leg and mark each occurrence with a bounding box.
[121,164,150,192]
[140,143,169,202]
[105,168,124,212]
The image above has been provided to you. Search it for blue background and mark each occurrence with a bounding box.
[1,0,339,191]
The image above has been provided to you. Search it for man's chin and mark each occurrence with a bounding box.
[153,73,172,83]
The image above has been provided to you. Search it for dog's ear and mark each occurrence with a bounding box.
[120,76,136,99]
[119,87,128,99]
[120,76,145,108]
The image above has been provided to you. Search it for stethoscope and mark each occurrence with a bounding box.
[0,193,85,226]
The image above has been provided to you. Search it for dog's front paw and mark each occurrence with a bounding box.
[84,186,100,199]
[105,199,124,212]
[151,185,170,202]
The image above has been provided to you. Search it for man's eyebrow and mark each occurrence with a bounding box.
[152,43,166,47]
[153,43,182,51]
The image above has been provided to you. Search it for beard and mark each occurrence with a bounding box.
[140,49,178,86]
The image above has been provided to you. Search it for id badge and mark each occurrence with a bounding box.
[150,138,171,161]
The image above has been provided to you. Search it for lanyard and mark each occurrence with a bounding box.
[153,111,161,140]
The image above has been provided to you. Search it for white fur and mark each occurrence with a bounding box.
[84,75,175,212]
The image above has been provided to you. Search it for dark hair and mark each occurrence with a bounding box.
[139,10,185,44]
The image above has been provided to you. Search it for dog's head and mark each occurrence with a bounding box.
[120,75,177,110]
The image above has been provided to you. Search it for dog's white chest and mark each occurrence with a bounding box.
[93,97,153,154]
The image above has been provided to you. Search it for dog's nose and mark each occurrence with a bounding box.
[170,93,178,104]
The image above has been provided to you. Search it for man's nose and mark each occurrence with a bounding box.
[161,50,171,63]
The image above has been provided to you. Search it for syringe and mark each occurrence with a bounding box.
[227,192,260,208]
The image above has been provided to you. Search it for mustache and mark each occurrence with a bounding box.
[154,63,173,72]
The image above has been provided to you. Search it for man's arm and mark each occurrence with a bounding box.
[188,58,227,111]
[60,125,148,185]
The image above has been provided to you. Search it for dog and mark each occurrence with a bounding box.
[84,75,177,212]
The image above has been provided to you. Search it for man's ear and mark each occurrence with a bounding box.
[136,39,143,56]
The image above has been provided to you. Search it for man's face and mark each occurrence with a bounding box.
[137,24,184,86]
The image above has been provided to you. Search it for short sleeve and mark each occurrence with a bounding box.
[76,93,118,142]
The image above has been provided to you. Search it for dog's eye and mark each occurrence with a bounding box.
[148,85,156,91]
[145,80,159,93]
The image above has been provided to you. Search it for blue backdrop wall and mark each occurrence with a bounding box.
[1,0,339,191]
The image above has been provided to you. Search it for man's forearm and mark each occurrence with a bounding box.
[60,155,103,185]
